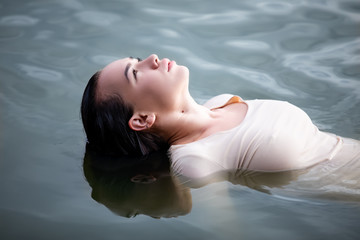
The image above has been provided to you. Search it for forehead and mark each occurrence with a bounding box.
[97,58,130,99]
[102,58,129,79]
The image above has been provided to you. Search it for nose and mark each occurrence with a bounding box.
[145,54,159,69]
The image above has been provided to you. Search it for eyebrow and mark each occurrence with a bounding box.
[124,62,131,83]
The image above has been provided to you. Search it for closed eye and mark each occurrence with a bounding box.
[133,69,138,80]
[132,57,142,80]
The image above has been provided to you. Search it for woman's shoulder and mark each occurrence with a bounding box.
[203,94,243,110]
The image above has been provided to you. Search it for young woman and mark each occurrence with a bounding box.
[81,54,360,181]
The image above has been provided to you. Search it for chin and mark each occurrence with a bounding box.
[179,65,189,78]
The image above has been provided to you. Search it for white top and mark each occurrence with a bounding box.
[169,95,344,179]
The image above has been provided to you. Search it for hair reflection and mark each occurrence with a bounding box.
[83,144,192,219]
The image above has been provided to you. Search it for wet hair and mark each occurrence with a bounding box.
[81,70,168,157]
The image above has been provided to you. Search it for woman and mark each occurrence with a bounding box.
[81,54,360,181]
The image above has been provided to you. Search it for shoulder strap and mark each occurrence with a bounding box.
[203,94,243,110]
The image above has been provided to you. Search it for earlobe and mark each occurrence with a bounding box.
[128,112,156,131]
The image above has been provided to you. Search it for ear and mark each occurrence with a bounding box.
[128,112,156,131]
[130,174,157,184]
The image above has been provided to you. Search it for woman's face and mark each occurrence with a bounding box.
[97,54,189,113]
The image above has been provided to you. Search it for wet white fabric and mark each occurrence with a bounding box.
[169,96,359,179]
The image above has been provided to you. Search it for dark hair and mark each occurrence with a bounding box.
[81,71,168,156]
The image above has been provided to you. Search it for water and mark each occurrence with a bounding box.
[1,0,360,239]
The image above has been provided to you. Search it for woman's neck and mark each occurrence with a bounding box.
[155,95,219,145]
[150,93,248,146]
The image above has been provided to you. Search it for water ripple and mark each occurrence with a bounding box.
[143,8,192,18]
[158,28,180,38]
[303,8,339,21]
[34,30,54,40]
[0,27,23,40]
[164,45,294,96]
[60,0,84,10]
[226,40,270,50]
[0,15,39,26]
[256,1,295,15]
[227,67,295,96]
[74,11,121,26]
[180,11,249,25]
[283,39,360,98]
[18,64,63,82]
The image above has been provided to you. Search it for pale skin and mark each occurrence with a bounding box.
[97,54,248,146]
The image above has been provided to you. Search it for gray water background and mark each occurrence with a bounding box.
[1,0,360,239]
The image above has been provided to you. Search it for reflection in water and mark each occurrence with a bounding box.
[84,144,360,221]
[83,145,192,219]
[177,140,360,204]
[176,167,308,194]
[83,145,308,218]
[84,136,360,219]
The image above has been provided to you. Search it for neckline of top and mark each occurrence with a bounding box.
[171,99,252,148]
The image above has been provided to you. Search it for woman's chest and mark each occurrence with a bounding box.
[210,102,248,134]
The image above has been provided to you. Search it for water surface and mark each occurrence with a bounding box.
[1,0,360,239]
